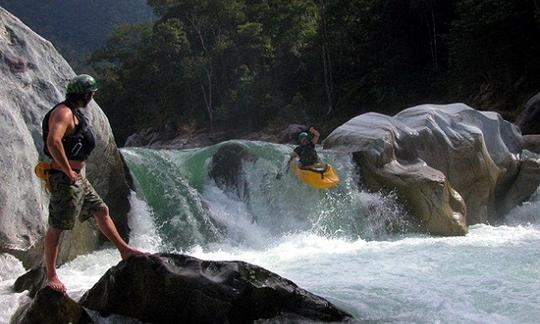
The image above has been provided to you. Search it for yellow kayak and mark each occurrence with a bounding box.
[291,162,340,189]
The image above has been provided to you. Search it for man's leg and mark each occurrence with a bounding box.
[44,227,66,293]
[92,204,145,260]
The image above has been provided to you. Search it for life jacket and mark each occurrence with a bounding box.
[294,142,320,167]
[42,101,96,161]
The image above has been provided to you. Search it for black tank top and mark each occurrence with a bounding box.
[42,101,96,161]
[294,143,319,166]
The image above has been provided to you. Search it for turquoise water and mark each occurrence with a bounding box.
[1,140,538,323]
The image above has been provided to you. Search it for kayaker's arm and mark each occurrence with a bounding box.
[309,127,320,144]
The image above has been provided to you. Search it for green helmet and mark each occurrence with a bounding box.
[67,74,98,94]
[298,132,310,142]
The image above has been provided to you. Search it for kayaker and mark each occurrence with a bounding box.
[41,74,145,294]
[286,127,325,171]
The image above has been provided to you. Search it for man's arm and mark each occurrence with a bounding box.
[309,127,320,144]
[47,106,78,183]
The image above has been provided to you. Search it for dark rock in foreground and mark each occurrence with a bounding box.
[13,265,46,298]
[80,253,351,323]
[11,287,93,324]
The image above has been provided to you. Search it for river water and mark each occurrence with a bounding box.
[1,140,539,323]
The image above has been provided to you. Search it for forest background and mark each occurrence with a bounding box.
[2,0,539,145]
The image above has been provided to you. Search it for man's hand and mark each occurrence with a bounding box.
[66,169,79,184]
[308,127,320,144]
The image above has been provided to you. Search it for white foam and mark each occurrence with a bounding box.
[126,191,162,252]
[0,254,29,323]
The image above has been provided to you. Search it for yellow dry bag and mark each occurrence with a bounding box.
[34,162,52,191]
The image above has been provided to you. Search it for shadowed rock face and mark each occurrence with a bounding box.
[0,7,131,267]
[523,135,540,154]
[80,253,351,323]
[325,104,540,235]
[516,92,540,135]
[13,265,46,298]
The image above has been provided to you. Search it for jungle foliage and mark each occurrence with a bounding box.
[0,0,154,72]
[89,0,540,144]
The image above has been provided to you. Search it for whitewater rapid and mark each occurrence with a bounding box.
[1,141,539,323]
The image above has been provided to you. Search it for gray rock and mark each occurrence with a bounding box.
[80,253,352,323]
[516,92,540,135]
[10,286,93,324]
[0,7,131,267]
[278,124,308,144]
[325,104,540,235]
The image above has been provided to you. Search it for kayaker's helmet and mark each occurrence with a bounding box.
[298,132,310,143]
[67,74,99,94]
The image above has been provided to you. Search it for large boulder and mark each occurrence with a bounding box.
[516,92,540,135]
[80,253,351,323]
[325,104,540,235]
[0,7,131,267]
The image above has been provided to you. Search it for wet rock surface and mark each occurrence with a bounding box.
[80,253,351,323]
[11,286,93,324]
[13,265,46,298]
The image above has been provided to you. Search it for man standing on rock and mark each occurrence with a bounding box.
[42,74,144,293]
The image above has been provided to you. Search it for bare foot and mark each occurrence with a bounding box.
[46,275,66,294]
[120,246,148,260]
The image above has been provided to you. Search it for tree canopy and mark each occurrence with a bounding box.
[90,0,540,144]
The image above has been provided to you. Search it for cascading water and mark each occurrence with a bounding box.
[121,141,411,252]
[1,140,539,323]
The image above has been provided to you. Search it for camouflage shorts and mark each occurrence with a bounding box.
[48,170,105,230]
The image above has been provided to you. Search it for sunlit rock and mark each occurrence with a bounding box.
[325,104,540,235]
[80,253,351,323]
[0,7,130,267]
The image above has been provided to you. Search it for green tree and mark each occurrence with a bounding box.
[447,0,540,112]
